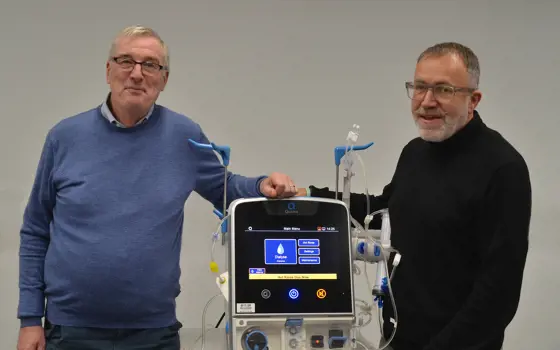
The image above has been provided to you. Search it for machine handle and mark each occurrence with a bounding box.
[334,142,374,166]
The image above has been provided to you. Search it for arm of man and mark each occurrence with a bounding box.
[18,134,56,328]
[298,139,416,229]
[424,161,532,350]
[191,127,267,209]
[300,183,393,230]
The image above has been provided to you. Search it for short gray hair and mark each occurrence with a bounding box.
[417,42,480,88]
[109,25,170,70]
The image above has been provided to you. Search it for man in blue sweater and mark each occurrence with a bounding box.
[17,25,298,350]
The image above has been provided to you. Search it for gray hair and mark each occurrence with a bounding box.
[109,25,169,70]
[417,42,480,88]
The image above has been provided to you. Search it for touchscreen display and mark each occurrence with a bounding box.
[230,199,353,316]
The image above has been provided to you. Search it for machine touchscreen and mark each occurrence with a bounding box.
[230,198,354,316]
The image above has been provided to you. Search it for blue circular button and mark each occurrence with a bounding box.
[288,288,299,299]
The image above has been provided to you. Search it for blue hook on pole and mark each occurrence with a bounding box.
[188,139,231,166]
[334,142,374,166]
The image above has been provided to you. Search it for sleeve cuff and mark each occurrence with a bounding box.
[20,317,43,328]
[255,176,267,197]
[308,185,335,198]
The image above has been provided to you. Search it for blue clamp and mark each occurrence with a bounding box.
[374,276,389,308]
[357,242,366,255]
[188,139,231,166]
[334,142,374,166]
[374,244,381,257]
[381,276,389,294]
[328,336,348,348]
[285,318,303,328]
[213,209,227,234]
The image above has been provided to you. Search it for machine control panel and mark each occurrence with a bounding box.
[232,317,353,350]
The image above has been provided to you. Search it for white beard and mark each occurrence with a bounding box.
[415,113,468,142]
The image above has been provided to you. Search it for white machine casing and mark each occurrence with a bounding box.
[226,197,356,350]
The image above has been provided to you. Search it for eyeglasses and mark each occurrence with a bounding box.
[405,82,475,101]
[112,56,167,75]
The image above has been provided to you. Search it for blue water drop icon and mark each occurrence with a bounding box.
[277,244,284,254]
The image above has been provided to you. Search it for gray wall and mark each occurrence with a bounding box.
[1,0,558,349]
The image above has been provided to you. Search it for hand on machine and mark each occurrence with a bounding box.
[187,126,401,350]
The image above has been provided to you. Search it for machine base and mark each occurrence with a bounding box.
[230,316,355,350]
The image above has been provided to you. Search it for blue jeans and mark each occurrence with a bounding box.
[44,319,182,350]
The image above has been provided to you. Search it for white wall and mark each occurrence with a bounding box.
[1,0,558,349]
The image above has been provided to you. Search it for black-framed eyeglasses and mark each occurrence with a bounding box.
[405,81,475,101]
[112,56,167,75]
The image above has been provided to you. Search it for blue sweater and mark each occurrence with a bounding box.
[18,105,266,328]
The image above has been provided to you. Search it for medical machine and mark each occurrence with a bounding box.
[227,197,355,350]
[188,125,400,350]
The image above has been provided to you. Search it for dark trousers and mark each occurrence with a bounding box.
[44,320,182,350]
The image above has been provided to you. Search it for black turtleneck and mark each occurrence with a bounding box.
[309,111,532,350]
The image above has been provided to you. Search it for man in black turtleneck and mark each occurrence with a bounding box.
[299,42,532,350]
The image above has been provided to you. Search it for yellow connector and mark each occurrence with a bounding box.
[209,261,219,273]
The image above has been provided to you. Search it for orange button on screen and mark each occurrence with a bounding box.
[316,289,327,299]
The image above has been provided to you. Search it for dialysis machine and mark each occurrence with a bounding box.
[188,125,400,350]
[228,197,355,350]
